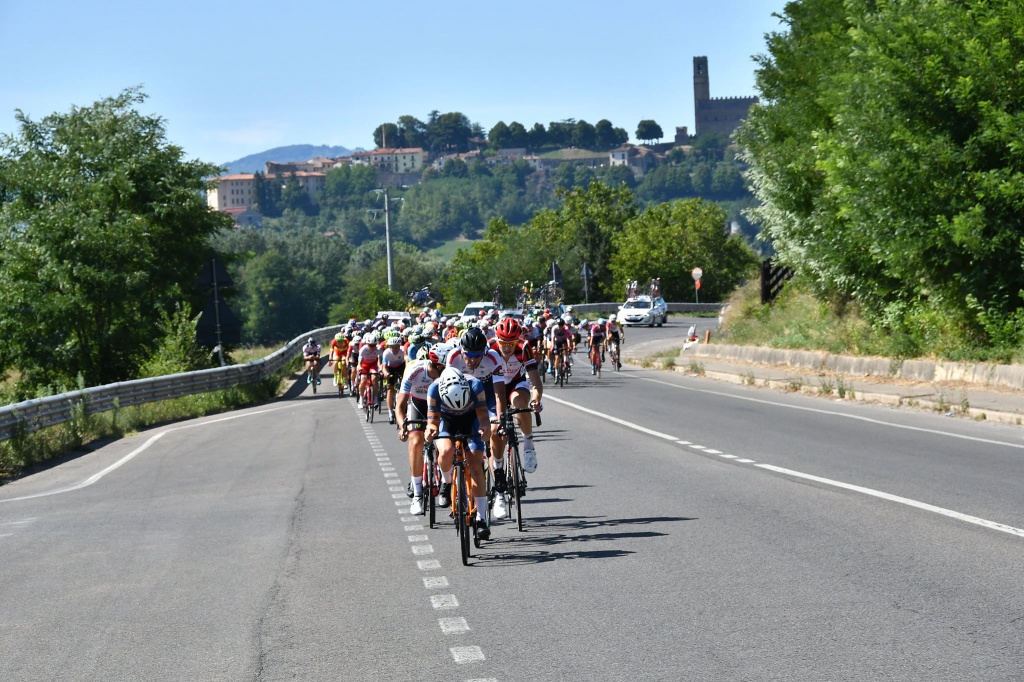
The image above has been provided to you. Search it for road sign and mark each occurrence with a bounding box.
[580,263,593,279]
[692,267,703,282]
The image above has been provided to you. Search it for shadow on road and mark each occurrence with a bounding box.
[468,515,697,566]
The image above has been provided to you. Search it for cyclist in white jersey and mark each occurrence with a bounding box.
[397,343,450,515]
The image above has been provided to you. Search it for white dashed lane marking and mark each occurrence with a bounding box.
[351,400,493,679]
[546,392,1024,540]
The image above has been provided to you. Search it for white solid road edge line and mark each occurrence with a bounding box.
[0,403,301,504]
[546,393,1024,540]
[543,395,678,441]
[756,463,1024,539]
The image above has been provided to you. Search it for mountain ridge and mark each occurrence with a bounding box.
[220,144,361,175]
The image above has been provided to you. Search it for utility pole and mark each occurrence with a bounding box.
[369,188,402,290]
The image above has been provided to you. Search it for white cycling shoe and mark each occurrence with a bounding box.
[492,493,508,519]
[523,442,538,473]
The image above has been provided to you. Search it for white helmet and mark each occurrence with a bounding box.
[609,314,617,322]
[437,366,472,412]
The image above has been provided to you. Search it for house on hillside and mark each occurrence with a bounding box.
[206,172,325,214]
[609,144,658,177]
[350,147,427,173]
[265,157,340,174]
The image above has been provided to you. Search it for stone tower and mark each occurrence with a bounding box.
[692,55,757,138]
[693,56,710,104]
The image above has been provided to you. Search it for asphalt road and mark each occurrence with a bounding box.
[1,317,1022,681]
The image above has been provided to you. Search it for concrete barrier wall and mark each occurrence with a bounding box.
[688,343,1024,391]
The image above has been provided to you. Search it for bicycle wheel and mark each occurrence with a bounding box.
[507,444,524,531]
[424,443,437,529]
[477,460,491,549]
[311,370,317,394]
[457,465,471,565]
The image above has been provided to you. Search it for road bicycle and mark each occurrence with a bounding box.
[555,347,572,387]
[306,356,321,394]
[405,420,441,528]
[435,432,482,565]
[589,343,602,378]
[493,406,536,532]
[362,376,375,423]
[609,339,621,371]
[332,360,345,397]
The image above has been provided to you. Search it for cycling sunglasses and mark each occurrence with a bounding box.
[496,339,517,347]
[463,350,485,359]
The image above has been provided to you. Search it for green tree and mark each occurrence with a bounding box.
[711,163,744,198]
[572,120,597,149]
[427,112,473,153]
[279,172,317,215]
[527,123,548,150]
[595,119,627,150]
[0,87,232,387]
[252,171,282,217]
[237,250,318,345]
[507,122,530,149]
[636,120,664,145]
[610,199,757,302]
[320,164,378,212]
[739,0,1024,353]
[636,165,694,204]
[397,115,427,148]
[488,121,511,149]
[373,122,400,148]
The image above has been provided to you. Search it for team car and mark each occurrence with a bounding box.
[618,295,668,327]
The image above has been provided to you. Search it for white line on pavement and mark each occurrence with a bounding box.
[631,373,1024,451]
[0,404,304,504]
[545,392,1024,539]
[757,464,1024,538]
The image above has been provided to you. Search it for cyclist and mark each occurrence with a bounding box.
[381,334,406,424]
[328,332,350,391]
[302,337,322,385]
[546,318,570,379]
[357,332,382,407]
[346,332,361,394]
[397,343,451,515]
[588,317,607,374]
[607,314,625,369]
[488,318,543,515]
[425,366,493,540]
[447,327,508,449]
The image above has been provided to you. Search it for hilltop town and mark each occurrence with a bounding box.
[207,56,757,224]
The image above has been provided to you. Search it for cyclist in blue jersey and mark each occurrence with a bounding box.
[425,366,493,540]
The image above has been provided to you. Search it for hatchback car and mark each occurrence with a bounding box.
[618,296,668,327]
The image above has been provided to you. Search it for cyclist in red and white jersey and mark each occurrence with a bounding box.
[488,318,543,515]
[357,332,382,407]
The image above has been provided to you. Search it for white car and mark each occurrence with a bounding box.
[459,301,499,324]
[618,296,668,327]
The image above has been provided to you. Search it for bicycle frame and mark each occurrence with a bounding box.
[434,433,477,565]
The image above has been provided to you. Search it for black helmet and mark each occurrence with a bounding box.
[460,327,487,353]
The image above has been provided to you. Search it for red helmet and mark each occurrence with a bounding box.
[495,317,522,342]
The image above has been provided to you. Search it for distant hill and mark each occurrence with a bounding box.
[219,144,358,175]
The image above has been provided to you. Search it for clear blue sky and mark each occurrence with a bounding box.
[1,0,788,165]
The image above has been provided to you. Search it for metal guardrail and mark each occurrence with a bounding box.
[0,326,344,443]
